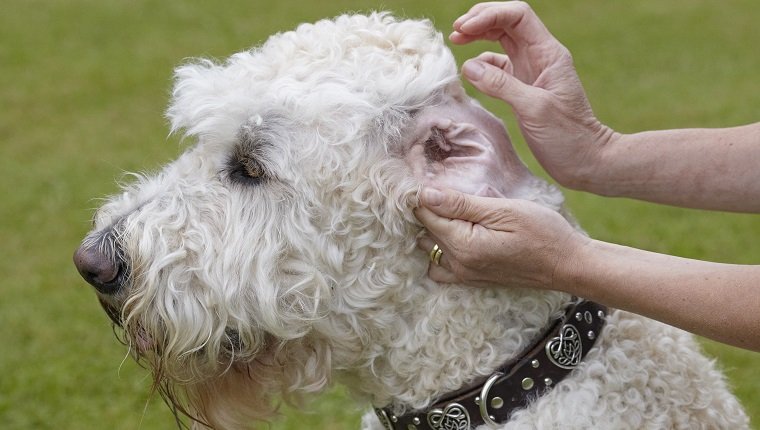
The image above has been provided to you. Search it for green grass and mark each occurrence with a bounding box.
[1,0,758,428]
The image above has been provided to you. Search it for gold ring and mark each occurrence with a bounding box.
[429,244,439,262]
[429,243,443,265]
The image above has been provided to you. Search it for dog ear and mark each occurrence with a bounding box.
[166,58,258,142]
[166,59,219,136]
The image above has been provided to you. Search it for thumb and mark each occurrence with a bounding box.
[461,57,537,108]
[419,187,503,227]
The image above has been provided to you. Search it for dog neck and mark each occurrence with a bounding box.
[374,299,607,429]
[329,251,574,414]
[325,94,574,413]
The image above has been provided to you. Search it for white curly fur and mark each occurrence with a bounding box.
[83,13,748,430]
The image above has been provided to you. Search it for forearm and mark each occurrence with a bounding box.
[558,238,760,351]
[579,122,760,212]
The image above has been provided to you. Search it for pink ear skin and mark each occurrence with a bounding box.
[404,95,531,199]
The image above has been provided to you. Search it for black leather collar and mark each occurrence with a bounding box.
[375,300,607,430]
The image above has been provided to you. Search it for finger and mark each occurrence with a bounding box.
[452,2,502,30]
[417,235,452,271]
[457,2,555,45]
[418,187,508,229]
[449,28,505,45]
[461,58,539,109]
[416,235,437,256]
[474,51,514,76]
[427,264,461,284]
[414,205,465,252]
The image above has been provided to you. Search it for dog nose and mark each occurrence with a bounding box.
[73,244,122,294]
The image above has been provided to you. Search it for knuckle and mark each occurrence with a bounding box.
[511,1,535,22]
[556,45,574,64]
[514,1,532,13]
[453,239,477,267]
[485,68,511,93]
[450,192,470,215]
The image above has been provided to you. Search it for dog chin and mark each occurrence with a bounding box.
[405,93,532,199]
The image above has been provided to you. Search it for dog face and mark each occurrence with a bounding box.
[74,13,556,427]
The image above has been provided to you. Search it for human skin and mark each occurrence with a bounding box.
[414,1,760,351]
[415,189,760,352]
[450,2,760,211]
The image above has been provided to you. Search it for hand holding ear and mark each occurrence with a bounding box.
[414,186,586,289]
[451,1,617,190]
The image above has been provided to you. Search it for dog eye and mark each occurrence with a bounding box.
[228,151,267,185]
[224,328,244,352]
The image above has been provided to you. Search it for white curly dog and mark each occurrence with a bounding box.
[74,12,748,430]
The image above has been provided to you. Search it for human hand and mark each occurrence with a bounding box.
[414,186,587,289]
[450,2,618,189]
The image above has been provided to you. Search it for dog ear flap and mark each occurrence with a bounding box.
[166,59,217,136]
[166,59,254,141]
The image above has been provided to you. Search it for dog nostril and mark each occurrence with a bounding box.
[73,245,121,294]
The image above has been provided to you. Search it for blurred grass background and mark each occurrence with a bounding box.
[1,0,758,428]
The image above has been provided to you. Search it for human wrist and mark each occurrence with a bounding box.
[550,231,594,294]
[566,125,624,196]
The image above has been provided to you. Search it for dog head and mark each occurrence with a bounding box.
[74,13,562,428]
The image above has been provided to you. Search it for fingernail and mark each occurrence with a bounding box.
[422,187,444,206]
[462,60,485,81]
